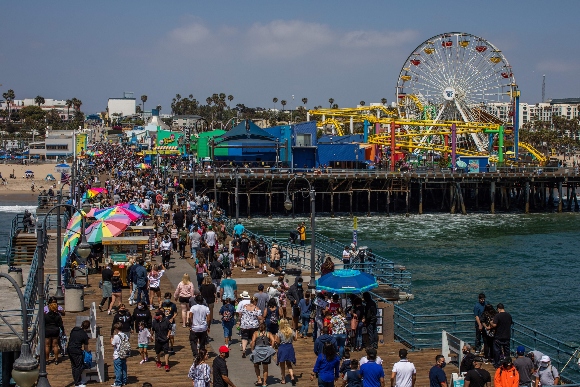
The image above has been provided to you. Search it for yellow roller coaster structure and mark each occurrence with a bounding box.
[308,106,547,165]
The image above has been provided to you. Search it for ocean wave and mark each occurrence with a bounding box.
[0,205,37,213]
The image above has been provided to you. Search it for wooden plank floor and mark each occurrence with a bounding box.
[45,255,496,387]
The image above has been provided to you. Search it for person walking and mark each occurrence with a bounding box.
[219,271,237,303]
[160,292,178,354]
[362,292,378,350]
[148,264,166,309]
[108,271,124,314]
[134,259,150,306]
[132,301,152,334]
[196,258,208,288]
[67,320,90,387]
[45,300,65,365]
[464,357,491,387]
[111,304,133,340]
[536,356,559,386]
[188,294,211,357]
[297,222,306,247]
[204,225,217,262]
[359,347,384,387]
[219,298,236,347]
[152,310,172,372]
[490,303,513,368]
[200,276,217,323]
[239,296,262,358]
[391,348,416,387]
[494,357,519,387]
[179,226,189,259]
[137,321,151,365]
[298,293,313,338]
[286,277,304,331]
[513,346,534,387]
[263,298,281,335]
[174,273,195,327]
[127,258,138,306]
[188,348,211,387]
[311,342,341,387]
[250,322,277,387]
[276,319,297,385]
[209,254,224,290]
[98,262,113,312]
[111,322,129,386]
[213,346,236,387]
[429,355,448,387]
[330,308,348,359]
[481,304,496,362]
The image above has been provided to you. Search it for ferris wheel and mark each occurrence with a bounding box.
[396,32,516,151]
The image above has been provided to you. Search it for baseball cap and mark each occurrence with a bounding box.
[516,345,525,354]
[219,345,229,353]
[541,355,550,364]
[502,357,513,366]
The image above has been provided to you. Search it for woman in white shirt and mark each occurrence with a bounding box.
[148,264,165,309]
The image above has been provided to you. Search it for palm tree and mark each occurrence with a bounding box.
[66,99,73,120]
[273,97,278,110]
[360,101,365,106]
[156,105,162,112]
[206,97,212,106]
[72,98,82,111]
[34,95,45,107]
[328,98,334,108]
[281,100,287,110]
[175,94,182,102]
[140,95,147,115]
[332,103,338,109]
[380,98,387,105]
[302,97,308,108]
[228,95,234,108]
[2,89,15,122]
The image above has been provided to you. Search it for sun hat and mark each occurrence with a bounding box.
[541,355,550,364]
[241,291,250,299]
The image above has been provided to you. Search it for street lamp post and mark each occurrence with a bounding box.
[36,203,91,387]
[54,182,70,301]
[284,176,316,289]
[213,166,223,205]
[4,271,38,387]
[234,168,239,223]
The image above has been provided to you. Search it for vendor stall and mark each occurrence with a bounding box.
[102,236,151,286]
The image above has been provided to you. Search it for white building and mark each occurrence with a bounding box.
[107,92,136,119]
[29,130,75,160]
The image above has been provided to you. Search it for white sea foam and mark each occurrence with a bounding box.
[0,205,37,213]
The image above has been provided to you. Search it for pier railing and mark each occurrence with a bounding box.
[389,304,580,383]
[1,214,24,265]
[222,217,412,291]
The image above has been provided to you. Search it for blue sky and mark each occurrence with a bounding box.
[1,1,579,113]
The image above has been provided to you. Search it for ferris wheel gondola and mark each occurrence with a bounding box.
[396,32,517,152]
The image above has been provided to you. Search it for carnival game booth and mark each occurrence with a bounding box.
[101,236,151,286]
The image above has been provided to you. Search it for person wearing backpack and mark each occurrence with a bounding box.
[219,298,236,347]
[111,322,129,386]
[263,298,281,335]
[536,356,559,386]
[209,255,224,289]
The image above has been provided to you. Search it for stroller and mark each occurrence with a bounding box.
[289,230,299,244]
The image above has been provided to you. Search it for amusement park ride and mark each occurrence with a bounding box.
[308,32,547,168]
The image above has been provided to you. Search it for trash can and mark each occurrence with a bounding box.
[8,266,23,288]
[64,284,84,312]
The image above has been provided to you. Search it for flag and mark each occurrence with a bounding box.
[61,173,70,184]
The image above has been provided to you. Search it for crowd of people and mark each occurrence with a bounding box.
[41,142,564,387]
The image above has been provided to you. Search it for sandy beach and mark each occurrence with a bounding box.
[0,163,68,195]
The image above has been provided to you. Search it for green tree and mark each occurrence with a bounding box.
[281,100,287,110]
[20,105,46,122]
[34,95,45,107]
[2,89,15,122]
[136,105,142,114]
[328,98,334,108]
[273,97,278,110]
[46,109,63,129]
[156,105,162,112]
[360,101,365,106]
[302,97,308,108]
[140,94,147,115]
[66,99,73,120]
[228,95,234,108]
[381,98,387,105]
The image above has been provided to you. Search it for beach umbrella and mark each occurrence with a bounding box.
[134,163,151,169]
[81,187,109,201]
[60,233,80,267]
[456,160,467,168]
[25,170,33,174]
[85,217,130,243]
[95,205,144,222]
[316,269,379,294]
[118,202,149,217]
[93,151,103,156]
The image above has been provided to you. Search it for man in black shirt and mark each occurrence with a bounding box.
[67,320,90,387]
[460,344,476,373]
[152,310,172,372]
[490,303,513,368]
[363,292,378,349]
[464,357,491,387]
[213,345,236,387]
[98,263,113,312]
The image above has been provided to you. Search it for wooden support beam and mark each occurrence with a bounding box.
[558,181,563,213]
[456,182,467,215]
[419,181,423,215]
[525,181,530,214]
[367,190,371,217]
[490,181,495,214]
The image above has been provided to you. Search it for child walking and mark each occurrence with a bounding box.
[137,321,151,364]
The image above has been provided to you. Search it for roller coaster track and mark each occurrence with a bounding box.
[519,142,547,164]
[368,134,485,157]
[316,118,345,136]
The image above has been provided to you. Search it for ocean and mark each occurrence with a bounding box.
[1,203,578,342]
[241,213,580,342]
